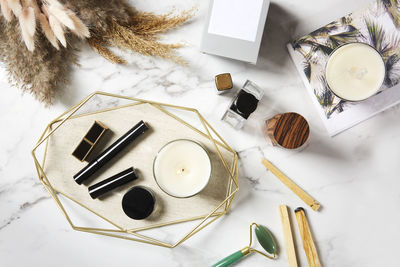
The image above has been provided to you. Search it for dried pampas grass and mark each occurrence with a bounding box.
[0,17,78,104]
[48,14,66,47]
[39,12,58,49]
[0,0,89,50]
[91,10,194,65]
[0,0,195,104]
[0,0,12,21]
[7,0,21,16]
[19,7,36,51]
[87,37,127,65]
[65,0,195,64]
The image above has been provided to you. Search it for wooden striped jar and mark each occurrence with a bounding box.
[264,112,310,149]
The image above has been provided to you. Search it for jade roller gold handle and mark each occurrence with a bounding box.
[212,248,249,267]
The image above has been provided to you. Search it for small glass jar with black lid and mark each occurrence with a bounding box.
[221,80,264,129]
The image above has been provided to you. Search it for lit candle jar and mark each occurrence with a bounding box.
[325,43,386,101]
[153,139,212,198]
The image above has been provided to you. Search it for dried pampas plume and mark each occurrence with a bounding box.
[0,0,195,105]
[0,0,89,51]
[19,7,35,51]
[0,0,13,21]
[0,18,78,104]
[64,0,195,65]
[91,10,195,65]
[39,12,58,49]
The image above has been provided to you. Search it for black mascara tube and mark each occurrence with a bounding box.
[88,167,138,199]
[73,120,148,184]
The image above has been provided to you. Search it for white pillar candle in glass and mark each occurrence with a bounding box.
[325,43,385,101]
[153,139,212,198]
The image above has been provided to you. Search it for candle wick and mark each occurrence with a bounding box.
[347,67,368,80]
[177,168,186,175]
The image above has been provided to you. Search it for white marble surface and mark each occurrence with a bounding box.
[1,0,400,266]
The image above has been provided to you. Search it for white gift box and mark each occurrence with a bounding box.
[200,0,270,64]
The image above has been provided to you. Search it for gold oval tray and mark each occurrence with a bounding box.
[32,91,238,248]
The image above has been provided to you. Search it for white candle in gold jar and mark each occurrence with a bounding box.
[153,139,212,198]
[325,43,385,101]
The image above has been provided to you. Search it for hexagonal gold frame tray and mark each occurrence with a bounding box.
[31,91,238,248]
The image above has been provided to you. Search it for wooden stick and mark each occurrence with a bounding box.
[294,208,321,267]
[279,205,298,267]
[261,158,321,211]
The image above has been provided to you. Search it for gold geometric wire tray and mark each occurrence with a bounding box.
[31,91,239,248]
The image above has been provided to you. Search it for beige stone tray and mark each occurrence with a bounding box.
[32,92,238,247]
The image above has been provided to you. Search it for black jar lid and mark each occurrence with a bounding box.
[230,90,259,119]
[122,186,155,220]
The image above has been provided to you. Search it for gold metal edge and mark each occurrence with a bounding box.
[31,91,239,247]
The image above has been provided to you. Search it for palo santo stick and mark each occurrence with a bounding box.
[295,207,321,267]
[261,158,320,211]
[280,205,298,267]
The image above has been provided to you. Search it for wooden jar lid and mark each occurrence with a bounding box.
[265,112,310,149]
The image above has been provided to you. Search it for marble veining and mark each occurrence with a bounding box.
[1,0,400,266]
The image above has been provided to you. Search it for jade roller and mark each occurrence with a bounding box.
[212,223,278,267]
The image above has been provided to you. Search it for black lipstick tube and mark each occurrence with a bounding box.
[88,167,138,199]
[73,120,148,184]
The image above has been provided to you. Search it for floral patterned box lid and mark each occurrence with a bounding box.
[288,0,400,136]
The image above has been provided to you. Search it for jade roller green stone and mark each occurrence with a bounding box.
[212,224,277,267]
[255,224,277,254]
